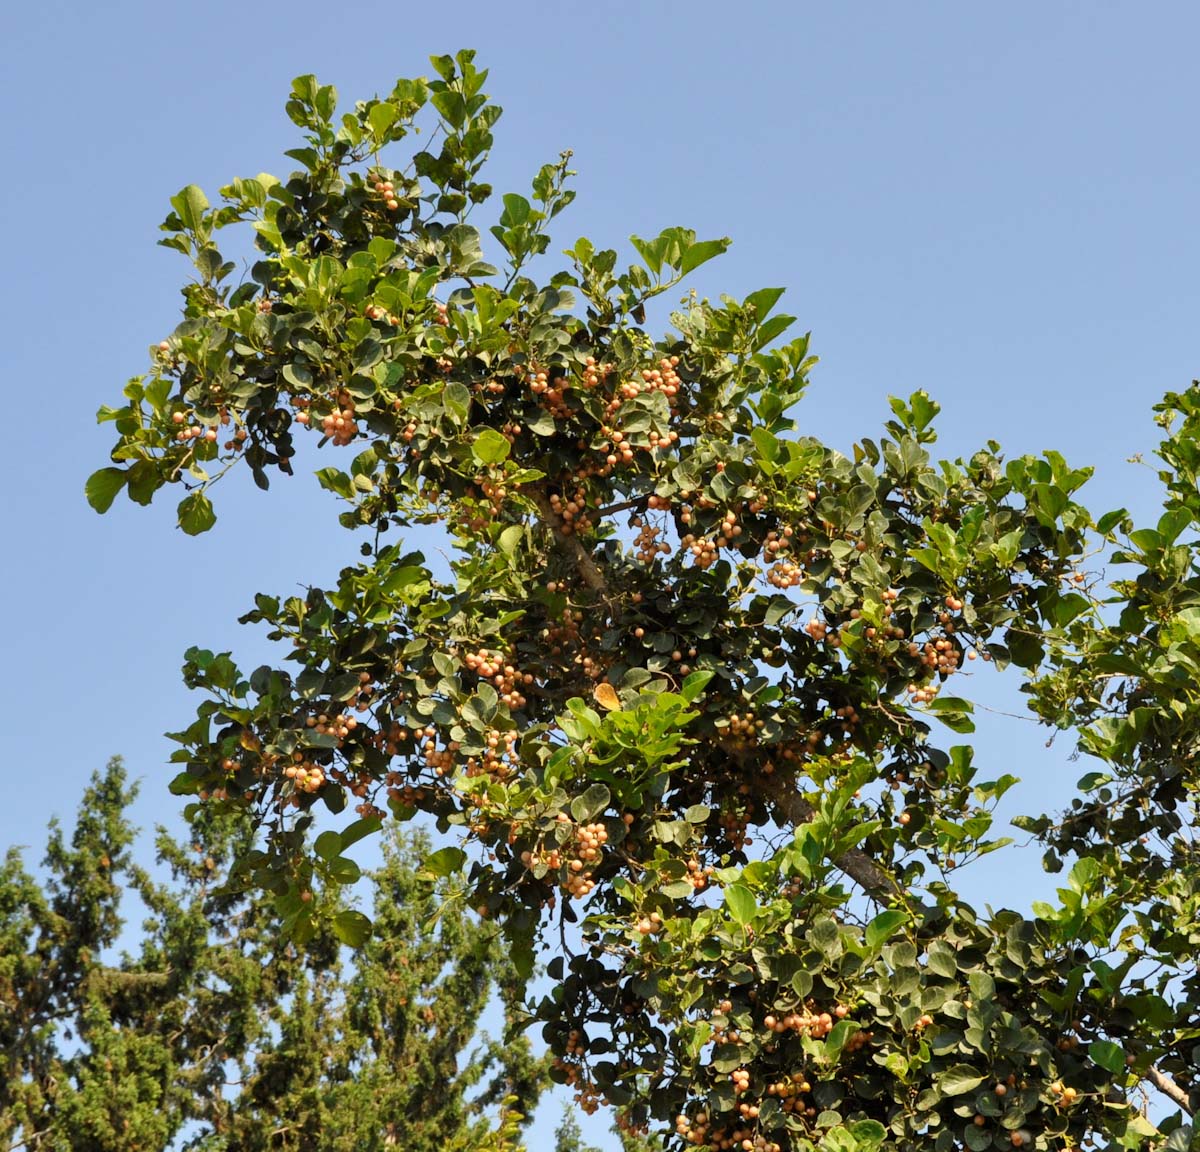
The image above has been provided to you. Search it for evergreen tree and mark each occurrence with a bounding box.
[0,758,545,1150]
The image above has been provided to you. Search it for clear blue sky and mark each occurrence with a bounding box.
[3,2,1199,1147]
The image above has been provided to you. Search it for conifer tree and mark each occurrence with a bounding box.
[0,758,545,1150]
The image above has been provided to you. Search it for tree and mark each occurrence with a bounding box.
[0,758,545,1150]
[88,50,1196,1152]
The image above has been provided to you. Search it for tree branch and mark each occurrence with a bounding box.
[717,739,900,901]
[1146,1063,1194,1116]
[529,490,609,596]
[767,780,899,901]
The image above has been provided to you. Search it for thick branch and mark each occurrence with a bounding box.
[529,490,609,595]
[767,780,900,901]
[1146,1063,1194,1116]
[719,738,900,901]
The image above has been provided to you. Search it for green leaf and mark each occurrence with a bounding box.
[938,1064,985,1095]
[681,669,714,702]
[178,492,216,535]
[847,1120,887,1151]
[926,940,959,978]
[338,816,382,851]
[444,381,471,424]
[724,883,756,926]
[1088,1039,1126,1073]
[964,1124,993,1151]
[326,856,362,884]
[500,193,532,226]
[498,524,524,557]
[472,428,511,464]
[744,287,786,319]
[925,696,976,733]
[420,846,466,879]
[314,831,342,860]
[865,909,908,952]
[331,909,372,947]
[660,880,695,899]
[679,237,730,276]
[570,783,611,823]
[1163,1127,1193,1152]
[368,101,399,138]
[170,184,210,232]
[85,467,127,513]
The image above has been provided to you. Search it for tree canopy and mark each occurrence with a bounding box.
[1,758,543,1150]
[88,50,1196,1152]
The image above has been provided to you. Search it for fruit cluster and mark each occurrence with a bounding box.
[464,647,532,709]
[634,910,664,935]
[284,755,326,795]
[370,172,400,211]
[305,711,359,743]
[464,728,518,780]
[674,1109,781,1152]
[684,857,713,891]
[630,513,672,564]
[548,485,595,536]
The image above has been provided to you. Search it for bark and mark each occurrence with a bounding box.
[718,737,900,901]
[529,490,609,596]
[764,777,900,901]
[1146,1063,1194,1116]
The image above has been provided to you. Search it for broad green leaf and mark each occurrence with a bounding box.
[178,492,216,535]
[331,909,372,947]
[965,1124,993,1151]
[170,184,210,232]
[326,856,362,884]
[1088,1039,1126,1073]
[678,237,730,276]
[865,909,908,952]
[368,101,399,138]
[681,669,714,702]
[724,883,756,926]
[444,381,471,423]
[168,771,200,796]
[314,831,342,860]
[847,1120,887,1150]
[498,524,523,557]
[85,467,127,513]
[938,1064,985,1095]
[339,816,382,851]
[472,428,511,464]
[420,846,466,878]
[570,783,611,823]
[744,286,786,318]
[1163,1127,1192,1152]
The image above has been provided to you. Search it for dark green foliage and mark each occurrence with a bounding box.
[88,50,1197,1152]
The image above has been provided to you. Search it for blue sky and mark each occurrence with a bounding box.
[3,2,1199,1147]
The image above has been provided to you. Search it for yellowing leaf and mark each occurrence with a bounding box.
[594,682,621,711]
